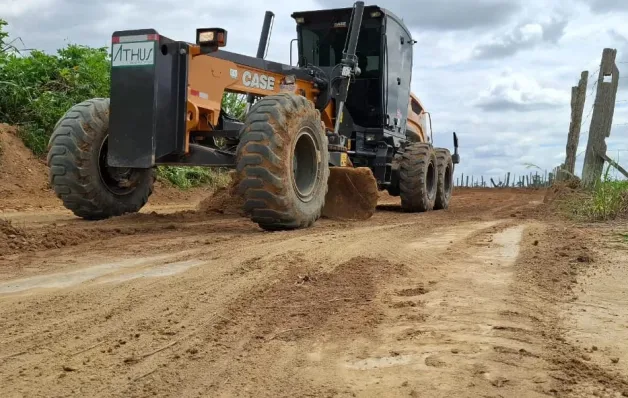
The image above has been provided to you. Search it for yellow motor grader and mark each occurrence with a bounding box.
[47,1,459,230]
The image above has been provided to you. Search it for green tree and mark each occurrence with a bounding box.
[0,19,8,49]
[221,92,247,120]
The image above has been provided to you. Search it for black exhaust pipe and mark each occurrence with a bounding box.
[246,11,275,108]
[256,11,274,59]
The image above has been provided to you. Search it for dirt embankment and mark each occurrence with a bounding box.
[0,124,54,211]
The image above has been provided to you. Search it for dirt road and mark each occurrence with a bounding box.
[1,187,628,398]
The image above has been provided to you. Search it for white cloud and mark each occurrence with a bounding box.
[3,0,57,18]
[474,70,570,112]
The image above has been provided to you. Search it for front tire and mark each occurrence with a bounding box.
[399,143,437,212]
[235,93,330,231]
[47,98,155,220]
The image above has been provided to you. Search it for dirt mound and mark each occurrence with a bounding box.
[322,167,379,220]
[543,183,578,205]
[0,124,56,210]
[197,174,245,216]
[0,219,30,254]
[148,181,209,207]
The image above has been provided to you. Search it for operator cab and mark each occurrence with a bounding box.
[291,5,414,138]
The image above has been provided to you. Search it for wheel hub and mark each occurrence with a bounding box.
[292,127,320,202]
[98,136,140,195]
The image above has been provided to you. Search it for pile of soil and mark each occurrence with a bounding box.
[321,167,379,220]
[0,219,30,254]
[197,174,246,216]
[0,124,56,210]
[543,182,579,205]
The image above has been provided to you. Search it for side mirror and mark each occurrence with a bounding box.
[452,132,460,164]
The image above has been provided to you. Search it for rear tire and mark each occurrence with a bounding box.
[47,98,155,220]
[235,93,329,231]
[399,143,437,212]
[434,148,454,210]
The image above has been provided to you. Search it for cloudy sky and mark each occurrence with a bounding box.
[4,0,628,183]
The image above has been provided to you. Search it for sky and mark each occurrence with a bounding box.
[3,0,628,183]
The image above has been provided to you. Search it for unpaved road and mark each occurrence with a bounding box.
[1,188,628,398]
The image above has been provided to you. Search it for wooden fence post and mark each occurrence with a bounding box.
[582,48,620,188]
[564,71,588,179]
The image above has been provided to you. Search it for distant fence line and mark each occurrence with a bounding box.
[455,170,554,188]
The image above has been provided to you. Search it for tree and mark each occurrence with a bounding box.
[0,19,8,48]
[221,92,247,121]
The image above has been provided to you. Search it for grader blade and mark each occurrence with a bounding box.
[322,167,379,220]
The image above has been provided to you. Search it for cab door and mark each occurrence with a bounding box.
[384,17,413,136]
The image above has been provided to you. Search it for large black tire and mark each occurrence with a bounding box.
[235,93,329,231]
[399,143,437,212]
[47,98,155,220]
[434,148,454,210]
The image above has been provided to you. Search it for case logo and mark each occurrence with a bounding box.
[242,71,275,90]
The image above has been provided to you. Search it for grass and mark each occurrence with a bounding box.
[556,164,628,222]
[157,166,231,190]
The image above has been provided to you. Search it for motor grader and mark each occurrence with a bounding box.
[46,1,460,231]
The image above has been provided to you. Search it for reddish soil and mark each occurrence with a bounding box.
[197,176,245,216]
[1,131,627,397]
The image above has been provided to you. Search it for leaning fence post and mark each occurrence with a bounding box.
[564,71,588,179]
[582,48,620,188]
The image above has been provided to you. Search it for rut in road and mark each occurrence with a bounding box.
[191,221,558,398]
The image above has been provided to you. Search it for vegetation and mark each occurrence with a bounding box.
[0,19,244,190]
[581,165,628,221]
[556,164,628,222]
[157,165,232,190]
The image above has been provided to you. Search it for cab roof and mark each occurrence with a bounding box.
[290,4,412,41]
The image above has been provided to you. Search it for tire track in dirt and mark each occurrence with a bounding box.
[207,223,555,398]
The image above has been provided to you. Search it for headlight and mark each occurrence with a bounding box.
[196,28,227,48]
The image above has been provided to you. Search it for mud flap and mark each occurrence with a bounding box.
[108,29,188,168]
